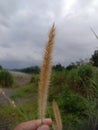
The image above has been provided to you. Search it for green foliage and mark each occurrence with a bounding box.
[0,101,38,130]
[0,70,13,87]
[66,59,84,71]
[1,63,98,130]
[77,64,95,97]
[11,84,38,99]
[93,67,98,86]
[55,86,98,130]
[66,64,95,97]
[90,50,98,67]
[66,63,77,70]
[49,71,68,101]
[53,64,65,71]
[78,64,93,80]
[14,66,40,74]
[47,64,98,129]
[0,104,24,130]
[30,75,39,86]
[66,68,81,89]
[51,70,68,86]
[0,83,38,129]
[58,87,87,116]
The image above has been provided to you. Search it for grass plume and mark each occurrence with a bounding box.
[52,99,62,130]
[38,24,55,120]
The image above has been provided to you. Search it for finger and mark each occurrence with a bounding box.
[29,118,52,128]
[14,118,52,130]
[37,125,50,130]
[27,118,52,128]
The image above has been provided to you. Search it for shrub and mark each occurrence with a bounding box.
[78,64,93,81]
[0,70,13,87]
[54,86,89,130]
[66,64,95,97]
[51,71,68,86]
[77,64,94,97]
[90,50,98,67]
[59,87,87,116]
[30,75,39,86]
[48,71,68,101]
[66,68,83,94]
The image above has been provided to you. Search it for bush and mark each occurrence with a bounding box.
[58,87,87,116]
[78,64,93,81]
[0,70,13,87]
[77,64,95,97]
[66,68,83,94]
[90,50,98,67]
[52,86,89,130]
[66,64,95,97]
[30,75,39,86]
[51,71,68,86]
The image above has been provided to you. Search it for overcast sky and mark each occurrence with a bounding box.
[0,0,98,69]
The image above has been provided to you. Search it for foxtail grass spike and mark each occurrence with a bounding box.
[52,99,62,130]
[38,24,55,121]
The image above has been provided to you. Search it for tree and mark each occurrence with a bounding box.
[90,50,98,66]
[53,64,65,71]
[66,62,77,70]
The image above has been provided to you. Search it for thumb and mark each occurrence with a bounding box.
[37,125,50,130]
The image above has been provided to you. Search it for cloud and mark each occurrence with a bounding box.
[0,0,98,68]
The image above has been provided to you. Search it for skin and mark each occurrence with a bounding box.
[14,118,52,130]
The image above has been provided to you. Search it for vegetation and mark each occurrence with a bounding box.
[90,50,98,67]
[53,64,65,71]
[13,66,40,74]
[49,64,98,130]
[1,63,98,130]
[0,101,38,130]
[0,70,14,87]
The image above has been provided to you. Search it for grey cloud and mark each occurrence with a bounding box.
[76,0,93,8]
[0,0,98,68]
[0,59,41,69]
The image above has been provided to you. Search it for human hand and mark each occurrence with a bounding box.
[14,118,52,130]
